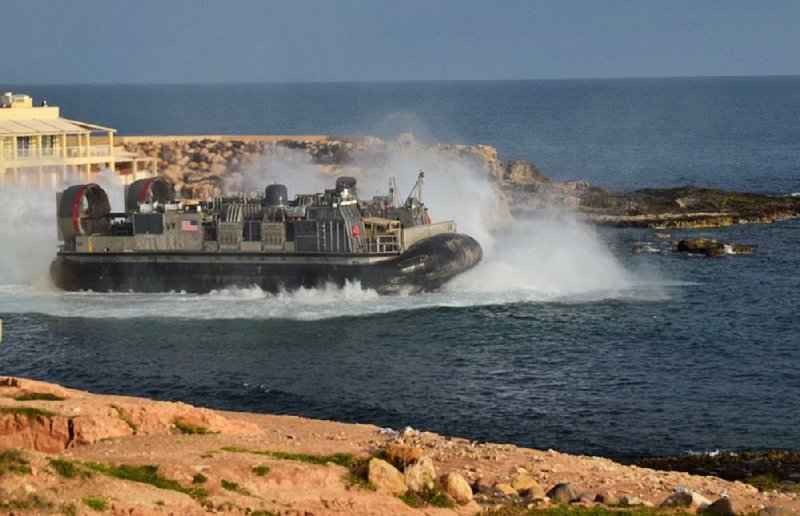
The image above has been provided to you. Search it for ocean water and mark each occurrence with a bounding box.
[1,78,799,460]
[10,77,800,193]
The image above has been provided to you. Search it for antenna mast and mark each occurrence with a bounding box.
[405,171,425,205]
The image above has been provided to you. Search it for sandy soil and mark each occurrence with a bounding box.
[1,376,797,515]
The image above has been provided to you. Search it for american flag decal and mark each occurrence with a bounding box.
[181,219,199,232]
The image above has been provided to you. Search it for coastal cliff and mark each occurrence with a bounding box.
[2,377,797,515]
[117,134,800,229]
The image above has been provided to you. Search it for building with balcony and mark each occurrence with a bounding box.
[0,92,155,186]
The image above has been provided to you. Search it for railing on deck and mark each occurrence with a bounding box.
[364,234,401,253]
[1,145,113,161]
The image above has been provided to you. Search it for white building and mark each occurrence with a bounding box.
[0,92,155,185]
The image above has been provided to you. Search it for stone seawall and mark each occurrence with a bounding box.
[116,134,800,228]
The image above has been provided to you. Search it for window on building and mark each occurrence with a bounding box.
[42,135,56,156]
[17,136,31,158]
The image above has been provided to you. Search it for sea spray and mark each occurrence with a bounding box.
[228,145,332,194]
[348,143,635,297]
[0,138,654,319]
[0,183,59,285]
[0,169,126,285]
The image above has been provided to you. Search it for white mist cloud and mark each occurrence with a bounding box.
[230,145,333,195]
[0,183,59,285]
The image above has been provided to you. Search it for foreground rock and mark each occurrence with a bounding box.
[441,471,473,505]
[369,458,408,495]
[2,376,799,514]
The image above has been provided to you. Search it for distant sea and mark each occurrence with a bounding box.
[1,78,799,460]
[10,77,800,193]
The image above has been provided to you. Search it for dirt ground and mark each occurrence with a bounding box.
[1,376,797,515]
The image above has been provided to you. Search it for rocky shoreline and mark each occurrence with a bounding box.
[1,376,798,515]
[117,134,800,229]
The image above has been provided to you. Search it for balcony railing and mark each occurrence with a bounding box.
[2,145,113,161]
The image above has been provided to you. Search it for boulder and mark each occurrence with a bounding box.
[209,163,227,176]
[384,443,422,469]
[403,456,436,493]
[620,495,654,507]
[367,458,407,495]
[676,237,726,256]
[546,483,576,504]
[472,476,494,495]
[501,161,549,185]
[442,472,473,505]
[494,482,517,496]
[510,473,544,498]
[704,497,742,515]
[594,491,619,506]
[162,164,184,184]
[660,491,693,508]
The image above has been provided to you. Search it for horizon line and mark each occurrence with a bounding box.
[3,73,800,87]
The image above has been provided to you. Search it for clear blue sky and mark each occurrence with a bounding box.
[3,0,799,83]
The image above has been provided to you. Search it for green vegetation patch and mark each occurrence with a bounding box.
[80,461,209,499]
[0,405,56,418]
[52,459,208,500]
[0,494,53,511]
[342,471,374,490]
[426,490,455,508]
[82,496,108,512]
[221,446,360,467]
[13,392,65,402]
[192,472,208,484]
[110,404,138,433]
[49,457,90,479]
[398,491,422,508]
[221,479,252,496]
[398,488,454,509]
[748,473,800,493]
[60,503,77,516]
[174,418,213,435]
[0,449,32,476]
[252,465,271,476]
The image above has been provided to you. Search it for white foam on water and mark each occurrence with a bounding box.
[0,143,672,321]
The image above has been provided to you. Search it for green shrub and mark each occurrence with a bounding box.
[252,465,270,476]
[0,449,32,476]
[220,446,359,467]
[82,497,108,512]
[221,479,252,496]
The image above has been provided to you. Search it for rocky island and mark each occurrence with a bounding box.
[117,134,800,230]
[1,376,798,515]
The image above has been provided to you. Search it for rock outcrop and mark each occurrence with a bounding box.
[676,237,754,256]
[0,377,263,453]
